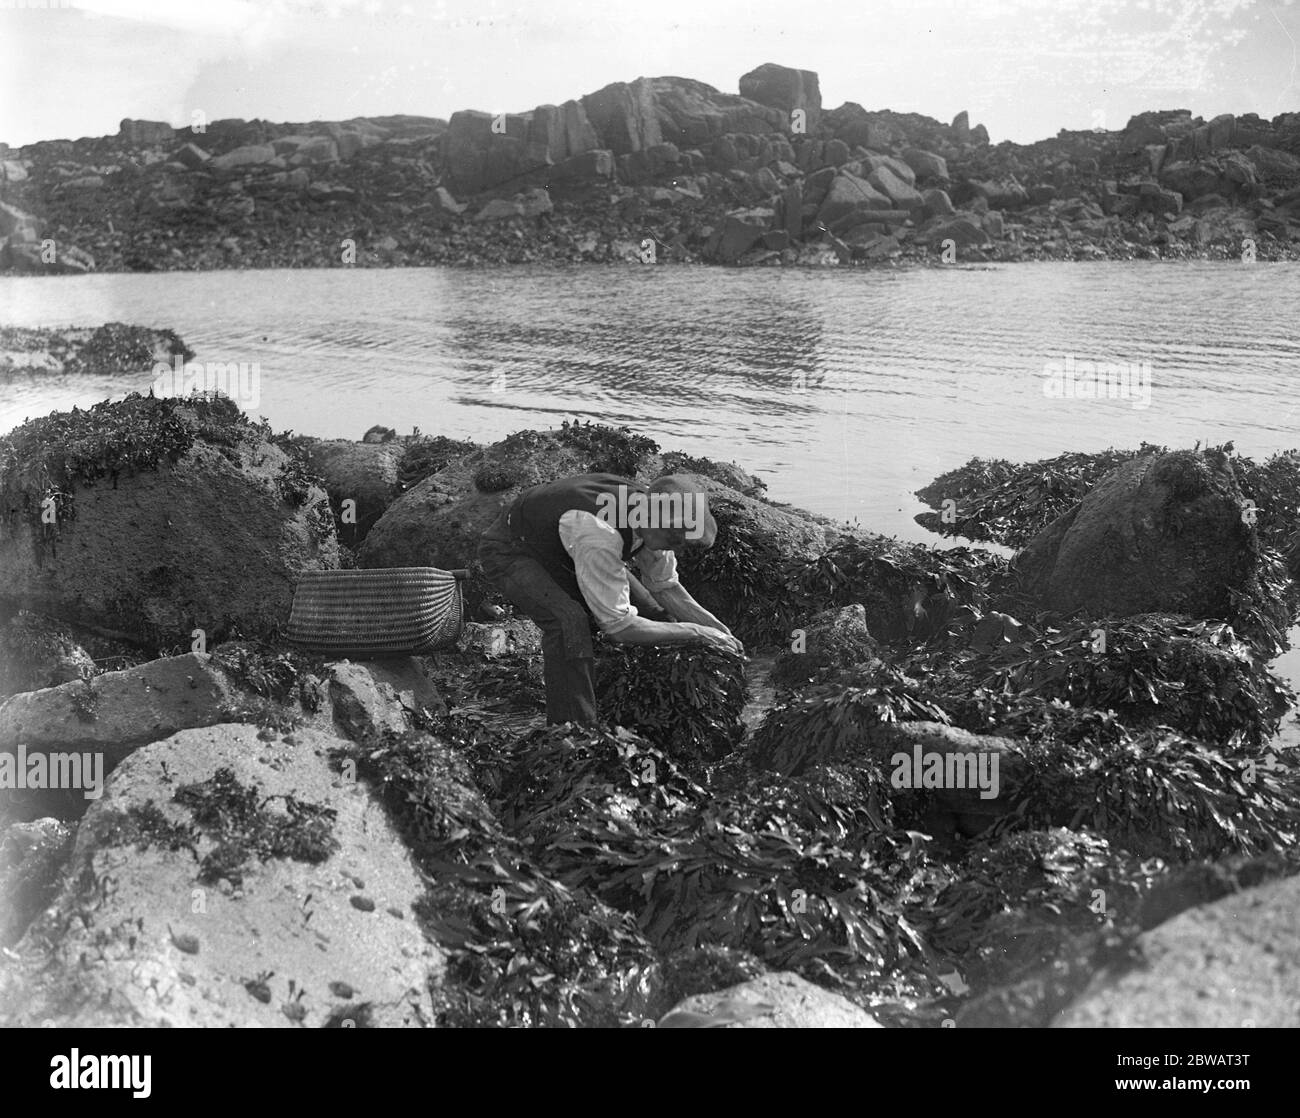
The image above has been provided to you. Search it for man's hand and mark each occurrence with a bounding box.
[687,624,745,656]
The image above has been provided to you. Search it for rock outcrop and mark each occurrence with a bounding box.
[3,66,1298,271]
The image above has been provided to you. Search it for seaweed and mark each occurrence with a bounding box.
[555,419,659,477]
[594,645,747,765]
[751,662,952,778]
[997,728,1299,860]
[976,614,1294,749]
[170,767,339,886]
[397,435,478,490]
[913,444,1167,547]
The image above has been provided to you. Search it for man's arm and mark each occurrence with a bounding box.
[654,583,733,635]
[625,570,668,618]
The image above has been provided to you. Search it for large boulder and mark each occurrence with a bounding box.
[356,429,651,590]
[737,63,821,131]
[712,207,774,263]
[118,119,175,147]
[866,164,924,212]
[901,147,948,182]
[440,101,599,196]
[580,76,784,156]
[0,396,338,648]
[1012,450,1261,621]
[0,724,444,1027]
[440,110,550,197]
[1054,873,1300,1027]
[815,171,891,225]
[1160,154,1257,201]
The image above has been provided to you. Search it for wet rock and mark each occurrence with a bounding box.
[0,396,338,647]
[661,971,880,1028]
[1054,873,1300,1028]
[1012,450,1263,621]
[711,207,773,263]
[0,724,442,1027]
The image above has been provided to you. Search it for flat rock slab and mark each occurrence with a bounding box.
[1053,872,1300,1028]
[661,972,881,1028]
[0,654,240,761]
[0,723,442,1027]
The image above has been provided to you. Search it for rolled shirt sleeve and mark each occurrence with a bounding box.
[558,510,640,634]
[633,545,679,593]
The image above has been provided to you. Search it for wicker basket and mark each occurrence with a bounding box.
[285,567,468,657]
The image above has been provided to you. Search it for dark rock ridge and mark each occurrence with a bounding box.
[2,65,1298,271]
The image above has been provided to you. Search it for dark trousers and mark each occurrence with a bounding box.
[477,511,599,726]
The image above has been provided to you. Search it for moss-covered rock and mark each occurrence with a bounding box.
[0,393,338,648]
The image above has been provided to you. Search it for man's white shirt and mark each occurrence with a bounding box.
[558,509,680,633]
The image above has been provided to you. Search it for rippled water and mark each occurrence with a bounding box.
[4,261,1300,545]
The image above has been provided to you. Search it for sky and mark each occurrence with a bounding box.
[0,0,1297,148]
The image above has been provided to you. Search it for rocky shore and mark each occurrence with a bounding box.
[2,339,1299,1027]
[2,63,1299,273]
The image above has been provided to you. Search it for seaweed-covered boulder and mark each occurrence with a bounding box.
[672,479,832,644]
[0,395,338,648]
[0,724,442,1027]
[1053,872,1300,1028]
[0,323,191,375]
[770,603,880,692]
[1011,450,1264,622]
[356,425,660,584]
